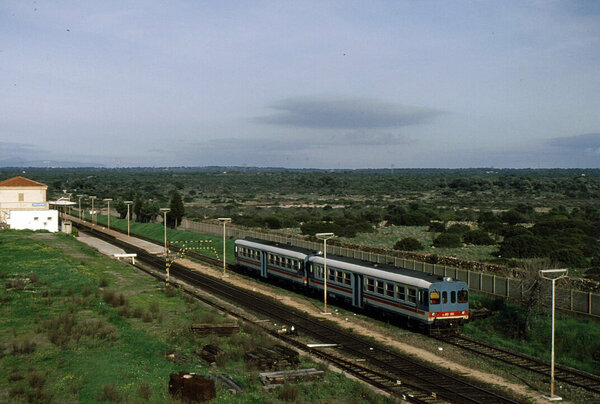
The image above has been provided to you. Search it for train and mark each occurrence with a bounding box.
[234,238,469,332]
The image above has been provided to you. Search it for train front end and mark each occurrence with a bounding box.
[427,278,469,333]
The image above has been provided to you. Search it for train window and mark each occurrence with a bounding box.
[329,269,335,281]
[430,291,440,305]
[344,272,351,285]
[421,291,428,305]
[366,278,375,292]
[336,271,343,283]
[396,286,405,300]
[408,288,417,304]
[451,291,456,303]
[386,283,394,297]
[458,290,468,303]
[376,281,384,295]
[442,291,448,304]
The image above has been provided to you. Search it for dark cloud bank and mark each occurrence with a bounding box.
[256,97,442,129]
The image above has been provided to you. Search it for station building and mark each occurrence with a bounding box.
[0,176,58,232]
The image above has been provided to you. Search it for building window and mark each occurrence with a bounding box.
[18,193,24,202]
[47,217,52,220]
[34,217,39,221]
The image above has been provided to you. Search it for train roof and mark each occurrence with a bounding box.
[235,238,310,260]
[236,238,464,289]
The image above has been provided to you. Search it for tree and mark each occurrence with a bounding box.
[133,196,143,222]
[115,200,127,219]
[168,191,185,228]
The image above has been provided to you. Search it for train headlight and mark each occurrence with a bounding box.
[461,311,465,314]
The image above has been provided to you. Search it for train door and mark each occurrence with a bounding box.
[352,273,364,308]
[260,251,268,278]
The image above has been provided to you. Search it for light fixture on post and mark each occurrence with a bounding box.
[539,268,568,402]
[89,196,97,225]
[160,208,171,287]
[217,218,232,277]
[160,208,170,255]
[316,232,335,315]
[103,198,112,230]
[124,201,133,236]
[76,194,85,221]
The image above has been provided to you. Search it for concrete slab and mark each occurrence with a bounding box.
[77,232,125,256]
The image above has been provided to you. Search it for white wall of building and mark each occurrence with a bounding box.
[6,210,58,232]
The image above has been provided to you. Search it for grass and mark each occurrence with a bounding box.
[0,229,389,403]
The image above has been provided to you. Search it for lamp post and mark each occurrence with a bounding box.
[218,218,232,277]
[539,268,568,401]
[160,208,170,255]
[103,198,112,230]
[77,194,84,221]
[124,201,133,237]
[89,196,97,225]
[316,232,335,314]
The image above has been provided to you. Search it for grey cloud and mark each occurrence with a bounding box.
[0,141,38,158]
[256,98,442,129]
[547,133,600,154]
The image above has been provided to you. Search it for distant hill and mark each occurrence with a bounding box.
[0,158,105,168]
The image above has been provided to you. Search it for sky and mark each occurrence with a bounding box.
[1,1,599,168]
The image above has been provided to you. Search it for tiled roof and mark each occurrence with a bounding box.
[0,176,47,188]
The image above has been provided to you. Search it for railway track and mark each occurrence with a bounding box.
[76,223,519,403]
[437,333,600,395]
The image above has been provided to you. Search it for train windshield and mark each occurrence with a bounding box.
[430,291,440,305]
[458,289,468,303]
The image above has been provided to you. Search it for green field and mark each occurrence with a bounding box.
[0,230,386,403]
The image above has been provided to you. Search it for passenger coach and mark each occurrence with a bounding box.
[234,238,469,329]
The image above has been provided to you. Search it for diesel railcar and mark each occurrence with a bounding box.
[234,238,469,330]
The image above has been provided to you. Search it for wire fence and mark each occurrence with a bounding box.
[179,219,600,318]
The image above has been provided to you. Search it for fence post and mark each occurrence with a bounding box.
[590,293,593,315]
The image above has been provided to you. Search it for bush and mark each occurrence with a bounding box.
[500,210,527,225]
[99,384,123,402]
[549,248,588,268]
[165,286,177,298]
[446,223,471,234]
[433,233,462,248]
[499,234,554,258]
[428,221,446,233]
[279,384,299,402]
[137,381,151,400]
[463,230,495,245]
[394,237,424,251]
[99,278,109,287]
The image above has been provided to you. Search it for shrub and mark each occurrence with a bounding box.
[98,384,123,402]
[279,384,299,402]
[142,311,153,323]
[165,286,177,298]
[137,381,151,400]
[549,249,588,268]
[394,237,424,251]
[433,233,462,248]
[132,307,144,318]
[500,210,527,225]
[11,337,36,355]
[498,234,553,258]
[99,278,109,287]
[149,301,159,313]
[463,230,495,245]
[446,223,471,234]
[428,221,446,232]
[28,370,46,390]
